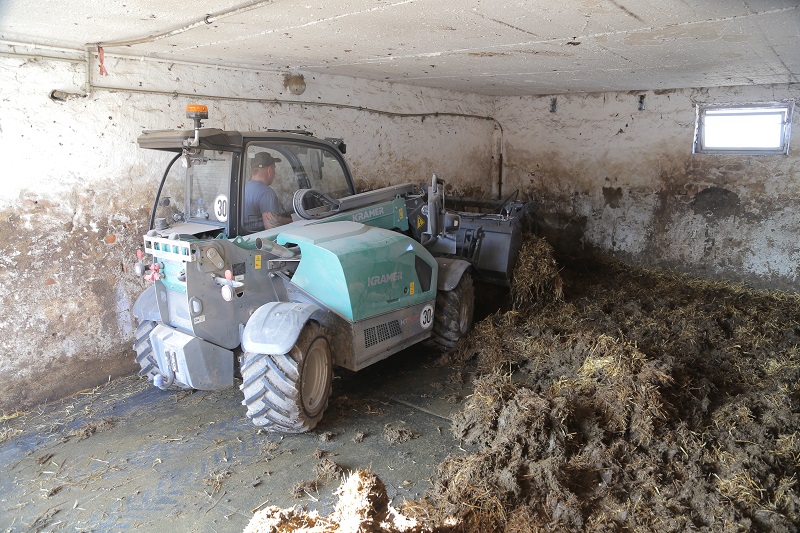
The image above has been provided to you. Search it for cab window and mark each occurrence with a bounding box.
[241,141,354,233]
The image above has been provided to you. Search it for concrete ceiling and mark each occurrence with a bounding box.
[1,0,798,96]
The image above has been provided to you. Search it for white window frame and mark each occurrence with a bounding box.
[693,101,794,155]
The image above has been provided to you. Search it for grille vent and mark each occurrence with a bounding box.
[364,320,402,348]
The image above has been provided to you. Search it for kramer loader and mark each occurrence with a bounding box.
[131,104,525,432]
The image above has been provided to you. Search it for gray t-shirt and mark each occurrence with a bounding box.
[244,180,282,231]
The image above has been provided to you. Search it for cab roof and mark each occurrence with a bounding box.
[137,128,327,153]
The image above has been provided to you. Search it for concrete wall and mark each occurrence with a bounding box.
[0,44,496,411]
[494,85,800,291]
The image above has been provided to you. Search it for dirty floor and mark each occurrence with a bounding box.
[0,347,474,532]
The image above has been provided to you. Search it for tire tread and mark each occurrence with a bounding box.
[239,322,332,433]
[430,272,475,350]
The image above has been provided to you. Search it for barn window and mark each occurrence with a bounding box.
[693,102,794,155]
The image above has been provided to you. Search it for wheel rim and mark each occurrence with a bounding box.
[301,338,330,415]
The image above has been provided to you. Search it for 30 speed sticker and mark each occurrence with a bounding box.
[420,304,434,329]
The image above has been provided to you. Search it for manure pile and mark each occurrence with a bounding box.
[247,236,800,532]
[427,237,800,532]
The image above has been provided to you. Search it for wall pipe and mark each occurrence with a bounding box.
[89,83,506,198]
[1,35,506,198]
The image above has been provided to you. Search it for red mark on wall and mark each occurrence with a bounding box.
[98,46,108,76]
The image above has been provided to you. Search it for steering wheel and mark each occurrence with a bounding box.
[292,189,341,220]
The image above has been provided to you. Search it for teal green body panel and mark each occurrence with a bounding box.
[276,221,436,322]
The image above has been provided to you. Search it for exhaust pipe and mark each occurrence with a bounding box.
[255,238,297,259]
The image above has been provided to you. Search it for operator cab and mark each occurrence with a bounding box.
[138,104,356,240]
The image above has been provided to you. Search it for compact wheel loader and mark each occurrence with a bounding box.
[131,104,526,432]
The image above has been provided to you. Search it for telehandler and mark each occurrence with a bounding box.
[132,104,524,432]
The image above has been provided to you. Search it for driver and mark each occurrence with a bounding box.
[244,152,293,231]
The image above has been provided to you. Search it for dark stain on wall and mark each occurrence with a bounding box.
[602,186,623,209]
[691,187,742,221]
[520,170,798,292]
[533,210,589,254]
[0,186,150,412]
[526,192,589,255]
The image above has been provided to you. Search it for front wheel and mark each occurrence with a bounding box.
[134,320,159,381]
[430,271,475,350]
[240,321,333,433]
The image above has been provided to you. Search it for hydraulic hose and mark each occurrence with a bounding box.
[149,153,182,231]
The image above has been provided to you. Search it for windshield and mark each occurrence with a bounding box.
[154,150,233,229]
[187,151,233,225]
[242,141,353,232]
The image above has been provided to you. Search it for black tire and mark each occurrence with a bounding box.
[134,320,159,381]
[431,271,475,350]
[133,320,190,390]
[239,321,333,433]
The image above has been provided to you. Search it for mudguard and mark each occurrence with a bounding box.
[132,285,160,322]
[242,301,331,355]
[436,257,471,292]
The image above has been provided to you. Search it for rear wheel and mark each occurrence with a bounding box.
[133,320,190,390]
[431,271,475,350]
[240,321,333,433]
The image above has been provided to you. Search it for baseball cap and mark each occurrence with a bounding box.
[252,152,282,168]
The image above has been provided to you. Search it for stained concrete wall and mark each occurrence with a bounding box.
[0,45,496,411]
[494,84,800,291]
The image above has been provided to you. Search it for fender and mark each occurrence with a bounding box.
[132,285,160,322]
[242,301,331,355]
[435,257,471,292]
